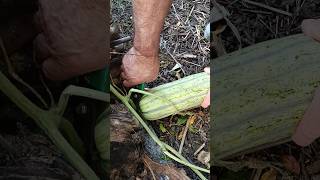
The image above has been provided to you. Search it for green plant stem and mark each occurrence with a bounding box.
[163,151,210,173]
[55,85,110,116]
[59,119,86,157]
[0,71,99,180]
[163,143,209,179]
[111,85,209,179]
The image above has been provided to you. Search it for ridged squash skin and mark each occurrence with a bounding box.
[212,34,320,161]
[139,72,210,120]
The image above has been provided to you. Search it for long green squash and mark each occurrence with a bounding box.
[212,34,320,162]
[139,72,210,120]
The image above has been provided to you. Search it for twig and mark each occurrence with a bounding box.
[242,9,273,15]
[178,115,193,154]
[165,47,186,75]
[243,0,292,16]
[143,155,157,180]
[171,4,182,23]
[194,143,206,156]
[212,0,242,48]
[258,16,275,35]
[184,5,195,24]
[111,36,131,46]
[181,59,201,67]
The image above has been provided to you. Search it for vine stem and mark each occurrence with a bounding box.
[110,85,209,179]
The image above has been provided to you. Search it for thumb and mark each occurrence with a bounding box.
[123,79,137,88]
[201,91,210,108]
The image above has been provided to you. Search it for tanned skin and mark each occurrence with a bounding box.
[120,0,172,87]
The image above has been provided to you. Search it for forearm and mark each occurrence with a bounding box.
[133,0,172,56]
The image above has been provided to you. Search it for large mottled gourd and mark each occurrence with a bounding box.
[212,34,320,162]
[139,72,210,120]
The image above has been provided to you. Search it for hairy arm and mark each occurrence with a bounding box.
[133,0,172,56]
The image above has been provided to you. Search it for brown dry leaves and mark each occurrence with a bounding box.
[143,154,191,180]
[281,155,300,175]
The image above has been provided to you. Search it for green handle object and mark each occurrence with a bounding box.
[86,68,109,92]
[137,83,145,90]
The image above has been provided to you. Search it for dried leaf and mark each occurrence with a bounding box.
[307,160,320,175]
[188,115,197,126]
[177,129,184,140]
[197,151,210,168]
[281,155,300,175]
[260,168,277,180]
[143,154,191,180]
[170,63,182,72]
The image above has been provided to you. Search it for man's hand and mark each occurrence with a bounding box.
[34,0,107,80]
[292,19,320,146]
[301,19,320,42]
[292,87,320,146]
[121,47,159,87]
[201,67,210,108]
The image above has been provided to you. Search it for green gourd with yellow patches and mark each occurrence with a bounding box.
[212,34,320,161]
[139,72,210,120]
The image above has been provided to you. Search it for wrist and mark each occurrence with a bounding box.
[133,41,159,57]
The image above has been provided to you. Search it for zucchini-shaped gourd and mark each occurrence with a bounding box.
[139,72,210,120]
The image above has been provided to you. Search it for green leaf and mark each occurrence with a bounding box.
[176,116,188,126]
[188,125,198,133]
[159,123,167,133]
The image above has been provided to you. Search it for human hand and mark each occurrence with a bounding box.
[201,67,210,108]
[121,47,159,87]
[292,19,320,146]
[292,87,320,146]
[34,0,107,80]
[302,19,320,42]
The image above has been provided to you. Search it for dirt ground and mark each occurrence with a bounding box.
[212,0,320,180]
[111,0,210,179]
